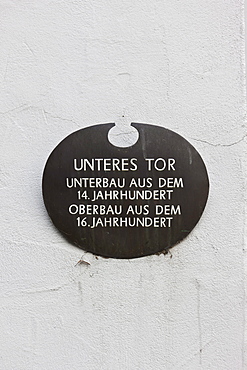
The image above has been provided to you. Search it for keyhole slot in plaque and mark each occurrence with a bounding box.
[108,123,139,148]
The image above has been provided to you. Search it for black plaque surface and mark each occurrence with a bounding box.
[42,123,209,258]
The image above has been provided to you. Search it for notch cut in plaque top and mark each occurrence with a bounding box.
[107,123,139,148]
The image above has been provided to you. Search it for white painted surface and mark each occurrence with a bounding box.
[0,1,245,369]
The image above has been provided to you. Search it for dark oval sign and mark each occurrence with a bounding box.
[42,123,209,258]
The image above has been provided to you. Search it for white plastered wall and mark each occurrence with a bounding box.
[0,1,246,369]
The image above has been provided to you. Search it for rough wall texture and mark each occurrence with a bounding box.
[0,1,245,369]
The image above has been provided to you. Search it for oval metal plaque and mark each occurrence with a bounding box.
[42,123,209,258]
